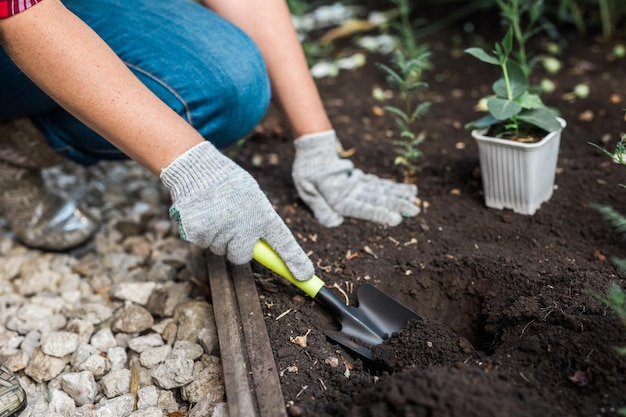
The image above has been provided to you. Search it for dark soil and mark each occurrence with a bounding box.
[233,9,626,417]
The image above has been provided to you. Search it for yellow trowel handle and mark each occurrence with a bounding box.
[253,240,325,298]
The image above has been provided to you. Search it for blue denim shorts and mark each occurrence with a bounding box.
[0,0,271,165]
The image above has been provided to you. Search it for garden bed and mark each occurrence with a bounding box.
[232,12,626,417]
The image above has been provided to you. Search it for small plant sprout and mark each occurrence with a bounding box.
[388,0,421,59]
[590,135,626,167]
[589,127,626,416]
[465,27,561,139]
[377,48,432,177]
[591,283,626,353]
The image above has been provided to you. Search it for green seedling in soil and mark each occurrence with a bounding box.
[587,205,626,416]
[589,132,626,416]
[387,0,422,59]
[377,48,432,177]
[464,26,561,139]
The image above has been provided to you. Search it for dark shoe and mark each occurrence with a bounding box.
[0,117,99,251]
[0,365,26,417]
[0,161,99,251]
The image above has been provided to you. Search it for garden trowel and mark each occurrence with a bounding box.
[253,240,422,363]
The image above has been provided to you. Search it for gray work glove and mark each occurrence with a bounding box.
[160,142,314,281]
[292,130,420,227]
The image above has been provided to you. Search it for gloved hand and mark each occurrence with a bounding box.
[160,142,314,281]
[292,130,420,227]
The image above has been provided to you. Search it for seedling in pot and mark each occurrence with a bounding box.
[464,27,561,141]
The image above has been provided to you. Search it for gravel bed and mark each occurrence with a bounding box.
[0,160,227,417]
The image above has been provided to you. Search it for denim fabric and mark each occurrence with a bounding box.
[0,0,271,165]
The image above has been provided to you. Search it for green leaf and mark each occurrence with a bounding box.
[410,101,432,122]
[487,97,522,120]
[614,346,626,355]
[404,81,429,93]
[383,106,410,123]
[502,27,513,55]
[493,61,527,99]
[394,118,409,133]
[515,91,544,109]
[465,48,499,65]
[517,107,561,132]
[376,63,405,88]
[465,114,499,130]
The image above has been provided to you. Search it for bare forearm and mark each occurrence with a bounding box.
[0,0,203,174]
[201,0,331,137]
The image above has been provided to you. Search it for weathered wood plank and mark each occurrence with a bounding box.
[207,252,287,417]
[231,264,288,417]
[206,253,258,417]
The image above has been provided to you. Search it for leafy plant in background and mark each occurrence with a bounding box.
[287,0,336,66]
[556,0,626,41]
[589,132,626,416]
[377,48,432,177]
[286,0,309,17]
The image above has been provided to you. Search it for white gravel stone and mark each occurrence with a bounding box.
[174,301,213,342]
[71,343,100,368]
[147,262,177,283]
[78,353,110,379]
[65,319,95,344]
[140,344,172,369]
[107,346,128,371]
[128,333,164,353]
[151,358,194,389]
[95,393,135,417]
[72,303,113,325]
[100,369,131,398]
[156,390,179,414]
[112,282,157,306]
[61,371,99,406]
[41,331,80,358]
[170,340,203,361]
[20,330,40,358]
[9,304,66,334]
[181,360,224,404]
[61,289,82,305]
[137,385,158,409]
[15,270,62,296]
[90,328,117,352]
[112,303,154,333]
[24,348,68,383]
[48,389,76,415]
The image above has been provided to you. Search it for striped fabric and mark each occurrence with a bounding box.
[0,0,43,18]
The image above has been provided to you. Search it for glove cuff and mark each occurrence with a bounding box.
[159,141,233,201]
[294,129,339,159]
